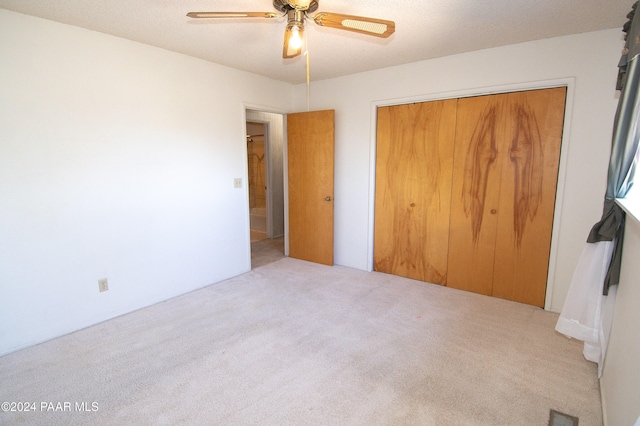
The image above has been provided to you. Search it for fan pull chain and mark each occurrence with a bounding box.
[305,50,310,112]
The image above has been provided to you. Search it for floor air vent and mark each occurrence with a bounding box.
[549,409,579,426]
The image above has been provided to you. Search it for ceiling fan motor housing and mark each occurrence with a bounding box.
[273,0,319,13]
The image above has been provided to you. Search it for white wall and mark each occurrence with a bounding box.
[0,10,293,355]
[294,29,623,312]
[601,215,640,426]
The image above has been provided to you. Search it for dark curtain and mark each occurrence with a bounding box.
[588,1,640,294]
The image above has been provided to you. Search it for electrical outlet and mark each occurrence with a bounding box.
[234,178,242,188]
[98,278,109,292]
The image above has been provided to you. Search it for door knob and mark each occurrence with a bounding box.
[325,196,332,201]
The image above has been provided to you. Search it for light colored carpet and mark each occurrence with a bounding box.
[0,258,601,425]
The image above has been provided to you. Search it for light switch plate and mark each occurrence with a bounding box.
[234,178,242,188]
[98,278,109,292]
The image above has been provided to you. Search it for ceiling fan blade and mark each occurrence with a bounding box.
[187,12,279,19]
[312,13,395,38]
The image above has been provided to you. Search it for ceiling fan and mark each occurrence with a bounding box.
[187,0,395,59]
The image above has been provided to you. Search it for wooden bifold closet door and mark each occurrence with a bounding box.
[374,87,566,307]
[374,100,458,284]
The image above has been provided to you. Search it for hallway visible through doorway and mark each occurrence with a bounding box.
[247,121,267,242]
[245,109,286,266]
[251,236,285,268]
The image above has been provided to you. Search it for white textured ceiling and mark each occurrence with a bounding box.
[0,0,633,84]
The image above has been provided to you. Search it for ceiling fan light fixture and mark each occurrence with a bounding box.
[283,9,305,58]
[289,26,303,49]
[283,23,304,58]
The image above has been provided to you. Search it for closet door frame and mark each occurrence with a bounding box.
[366,78,576,311]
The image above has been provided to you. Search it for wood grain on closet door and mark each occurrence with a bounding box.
[446,93,508,295]
[374,100,457,284]
[491,87,566,307]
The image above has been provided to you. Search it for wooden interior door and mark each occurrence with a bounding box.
[287,110,335,266]
[374,100,457,283]
[446,93,508,295]
[491,88,566,306]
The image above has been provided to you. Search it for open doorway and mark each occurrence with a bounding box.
[246,121,267,242]
[246,109,285,268]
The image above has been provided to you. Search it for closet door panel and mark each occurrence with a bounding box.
[374,100,457,284]
[491,87,566,306]
[446,94,508,295]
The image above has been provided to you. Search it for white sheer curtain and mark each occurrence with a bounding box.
[555,241,616,376]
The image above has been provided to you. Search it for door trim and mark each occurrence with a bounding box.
[367,78,576,312]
